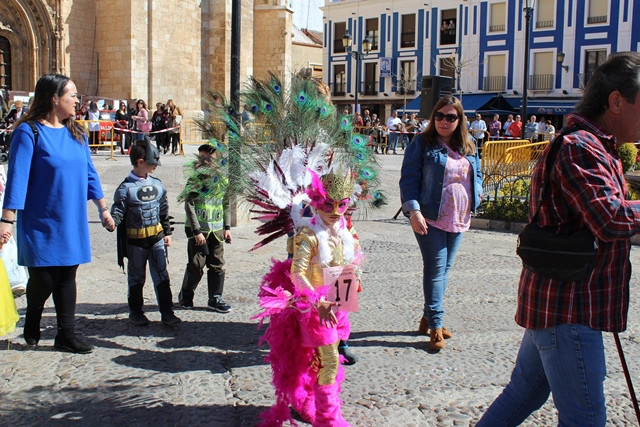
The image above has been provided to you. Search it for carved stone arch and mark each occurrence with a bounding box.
[0,29,22,91]
[0,0,56,91]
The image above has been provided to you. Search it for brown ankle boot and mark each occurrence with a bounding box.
[429,328,446,350]
[418,317,428,335]
[420,317,453,339]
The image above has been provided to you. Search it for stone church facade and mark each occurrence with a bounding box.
[0,0,294,113]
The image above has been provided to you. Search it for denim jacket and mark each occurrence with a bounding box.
[399,133,482,221]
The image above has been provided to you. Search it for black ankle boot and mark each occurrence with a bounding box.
[23,326,41,346]
[338,340,358,365]
[24,333,39,346]
[23,306,43,346]
[54,330,94,354]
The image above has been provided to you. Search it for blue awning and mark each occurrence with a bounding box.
[399,95,421,113]
[476,95,520,116]
[524,100,578,115]
[459,93,496,114]
[504,98,580,115]
[399,93,495,115]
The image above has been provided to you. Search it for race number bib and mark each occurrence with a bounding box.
[323,265,358,312]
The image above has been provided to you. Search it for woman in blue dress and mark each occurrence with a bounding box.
[0,74,115,353]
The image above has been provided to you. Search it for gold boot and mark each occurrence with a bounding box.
[429,328,446,350]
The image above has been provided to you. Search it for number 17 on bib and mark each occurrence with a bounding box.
[323,265,359,312]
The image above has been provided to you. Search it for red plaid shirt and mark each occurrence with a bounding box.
[516,113,640,332]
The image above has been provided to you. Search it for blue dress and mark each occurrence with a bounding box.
[3,122,104,267]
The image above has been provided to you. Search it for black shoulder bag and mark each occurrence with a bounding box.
[516,128,598,281]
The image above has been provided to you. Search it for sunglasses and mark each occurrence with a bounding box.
[434,111,460,123]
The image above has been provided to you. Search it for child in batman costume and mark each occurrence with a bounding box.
[110,138,180,326]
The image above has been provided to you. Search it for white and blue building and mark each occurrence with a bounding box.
[322,0,640,122]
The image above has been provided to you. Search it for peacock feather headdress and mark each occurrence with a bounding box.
[183,70,386,250]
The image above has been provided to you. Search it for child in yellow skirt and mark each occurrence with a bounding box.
[0,258,19,337]
[1,163,19,335]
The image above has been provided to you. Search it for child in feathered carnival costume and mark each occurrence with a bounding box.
[192,70,385,426]
[254,166,360,427]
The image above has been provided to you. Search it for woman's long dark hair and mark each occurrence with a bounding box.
[421,95,476,156]
[136,99,147,111]
[15,73,86,142]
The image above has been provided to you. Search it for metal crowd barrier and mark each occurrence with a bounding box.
[77,120,118,160]
[178,119,209,151]
[481,139,549,199]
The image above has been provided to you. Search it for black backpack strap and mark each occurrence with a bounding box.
[532,125,580,221]
[25,120,39,148]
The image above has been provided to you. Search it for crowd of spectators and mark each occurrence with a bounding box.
[351,109,429,155]
[463,113,557,142]
[0,93,184,159]
[347,108,559,157]
[70,98,183,155]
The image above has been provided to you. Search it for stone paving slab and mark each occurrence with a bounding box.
[2,146,640,426]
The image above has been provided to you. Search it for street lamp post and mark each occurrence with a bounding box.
[450,49,464,104]
[342,33,372,113]
[522,0,535,120]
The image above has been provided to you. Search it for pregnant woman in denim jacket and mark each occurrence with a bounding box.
[399,95,482,351]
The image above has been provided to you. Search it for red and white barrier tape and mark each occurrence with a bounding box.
[1,125,180,136]
[113,126,180,135]
[387,130,419,135]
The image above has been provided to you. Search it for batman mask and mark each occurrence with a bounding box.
[144,136,162,166]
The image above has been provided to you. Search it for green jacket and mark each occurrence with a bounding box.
[184,187,230,240]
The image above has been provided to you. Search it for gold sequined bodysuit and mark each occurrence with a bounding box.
[290,225,347,385]
[291,227,346,291]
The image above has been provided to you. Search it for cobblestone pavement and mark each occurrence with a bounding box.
[2,145,640,426]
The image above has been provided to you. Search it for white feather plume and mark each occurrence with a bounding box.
[278,145,308,191]
[304,142,330,187]
[249,160,292,209]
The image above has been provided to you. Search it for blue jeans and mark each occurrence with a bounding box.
[387,132,398,153]
[414,225,462,329]
[477,324,606,427]
[400,134,409,149]
[126,239,170,289]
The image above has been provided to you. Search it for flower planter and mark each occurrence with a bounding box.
[472,217,527,233]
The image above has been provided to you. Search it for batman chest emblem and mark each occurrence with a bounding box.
[137,185,159,201]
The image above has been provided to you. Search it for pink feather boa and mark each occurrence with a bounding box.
[254,258,349,426]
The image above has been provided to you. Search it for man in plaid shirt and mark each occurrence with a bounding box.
[478,52,640,426]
